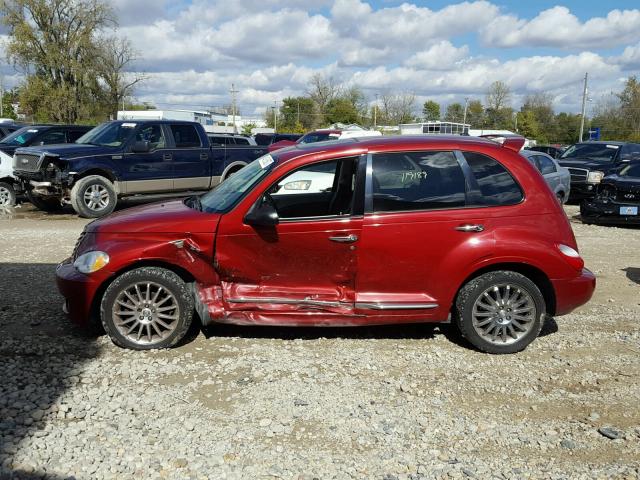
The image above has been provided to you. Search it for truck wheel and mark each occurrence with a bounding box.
[100,267,195,350]
[26,190,62,212]
[454,271,545,354]
[70,175,117,218]
[0,181,16,207]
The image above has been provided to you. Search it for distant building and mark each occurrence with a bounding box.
[117,109,267,133]
[400,121,470,135]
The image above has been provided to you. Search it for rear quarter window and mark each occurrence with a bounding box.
[170,124,202,148]
[463,151,523,206]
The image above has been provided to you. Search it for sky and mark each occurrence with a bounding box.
[2,0,640,118]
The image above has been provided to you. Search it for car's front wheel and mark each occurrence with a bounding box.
[0,181,16,207]
[454,271,545,354]
[70,175,117,218]
[100,267,195,350]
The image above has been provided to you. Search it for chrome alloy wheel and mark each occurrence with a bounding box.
[471,283,536,345]
[112,282,180,346]
[83,184,110,211]
[0,185,11,206]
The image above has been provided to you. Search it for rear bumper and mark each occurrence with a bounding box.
[56,258,106,325]
[552,268,596,316]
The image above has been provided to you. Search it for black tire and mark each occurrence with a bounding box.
[454,271,546,354]
[556,192,564,204]
[26,190,62,212]
[100,267,195,350]
[0,181,16,207]
[70,175,117,218]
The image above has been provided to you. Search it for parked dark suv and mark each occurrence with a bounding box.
[557,141,640,200]
[0,124,93,157]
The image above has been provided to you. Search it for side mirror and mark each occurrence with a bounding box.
[131,140,150,153]
[244,194,279,227]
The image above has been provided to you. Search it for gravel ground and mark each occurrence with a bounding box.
[0,203,639,480]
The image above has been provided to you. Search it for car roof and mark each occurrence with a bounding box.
[274,135,507,163]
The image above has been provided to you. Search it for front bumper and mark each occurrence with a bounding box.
[568,182,598,200]
[551,268,596,316]
[56,257,108,325]
[580,199,640,225]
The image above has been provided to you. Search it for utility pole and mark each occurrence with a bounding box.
[230,83,239,134]
[579,72,588,142]
[296,99,300,125]
[0,77,4,118]
[273,100,278,133]
[374,93,379,128]
[462,97,469,127]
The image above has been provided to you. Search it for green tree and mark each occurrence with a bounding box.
[422,100,440,121]
[617,76,640,140]
[466,100,484,127]
[280,96,314,131]
[326,97,360,125]
[1,89,18,119]
[444,103,464,122]
[516,110,540,140]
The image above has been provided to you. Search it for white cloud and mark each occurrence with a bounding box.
[481,6,640,49]
[405,42,470,70]
[616,42,640,71]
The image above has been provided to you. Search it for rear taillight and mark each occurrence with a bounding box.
[557,244,584,271]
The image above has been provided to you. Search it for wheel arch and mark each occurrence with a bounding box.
[89,259,197,326]
[221,161,247,180]
[454,262,556,316]
[76,169,117,184]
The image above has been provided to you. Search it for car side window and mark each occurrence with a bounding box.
[269,158,357,219]
[536,155,557,175]
[68,130,88,143]
[463,151,523,206]
[170,124,201,148]
[371,151,465,212]
[136,124,166,150]
[620,143,640,160]
[234,137,250,145]
[39,130,66,145]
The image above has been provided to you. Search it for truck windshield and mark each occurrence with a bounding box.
[0,127,41,146]
[75,122,137,147]
[199,155,276,213]
[560,144,619,162]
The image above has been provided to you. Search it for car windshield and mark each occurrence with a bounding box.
[619,163,640,178]
[199,154,276,213]
[560,143,619,162]
[75,122,137,147]
[0,127,41,146]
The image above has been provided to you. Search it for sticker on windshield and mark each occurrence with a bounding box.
[121,122,137,128]
[606,145,620,149]
[258,154,274,169]
[27,129,38,133]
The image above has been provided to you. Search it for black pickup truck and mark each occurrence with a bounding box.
[557,141,640,200]
[12,120,268,217]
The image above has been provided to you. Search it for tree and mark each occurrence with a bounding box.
[241,123,257,135]
[515,110,540,140]
[617,76,640,140]
[326,97,359,125]
[280,96,314,131]
[379,92,415,125]
[466,100,484,127]
[486,81,511,111]
[444,103,464,122]
[96,36,146,118]
[1,89,18,119]
[306,73,341,128]
[422,100,440,121]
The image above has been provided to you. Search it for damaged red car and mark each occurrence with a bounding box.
[56,136,595,354]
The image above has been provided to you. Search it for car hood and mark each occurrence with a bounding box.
[601,175,640,192]
[557,157,615,171]
[0,145,19,156]
[15,143,115,159]
[86,199,221,234]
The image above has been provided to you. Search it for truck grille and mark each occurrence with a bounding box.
[13,153,43,173]
[567,167,588,183]
[616,189,640,203]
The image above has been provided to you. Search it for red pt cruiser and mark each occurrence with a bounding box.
[57,136,595,354]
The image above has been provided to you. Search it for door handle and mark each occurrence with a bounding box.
[200,153,208,161]
[163,153,172,161]
[329,234,359,243]
[455,224,484,232]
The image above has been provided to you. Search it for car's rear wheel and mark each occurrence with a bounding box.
[26,190,62,212]
[454,271,545,354]
[556,192,565,204]
[0,181,16,207]
[100,267,195,350]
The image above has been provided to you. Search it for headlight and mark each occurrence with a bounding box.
[587,171,604,183]
[283,180,311,190]
[73,251,110,274]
